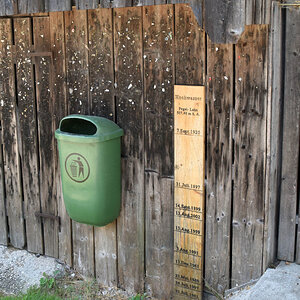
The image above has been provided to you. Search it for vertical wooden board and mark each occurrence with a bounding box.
[33,16,59,258]
[204,0,245,44]
[174,85,205,300]
[143,5,174,298]
[188,0,203,28]
[263,2,282,270]
[114,7,144,292]
[0,19,24,248]
[65,8,89,115]
[46,0,72,12]
[145,174,173,298]
[76,0,98,10]
[94,222,117,285]
[0,19,15,246]
[245,0,272,25]
[232,25,268,287]
[65,8,94,277]
[168,0,189,3]
[106,0,133,8]
[71,221,94,276]
[18,0,45,14]
[99,0,112,8]
[88,8,117,286]
[143,4,173,177]
[88,8,114,120]
[175,3,205,86]
[140,0,155,5]
[278,6,300,262]
[0,124,8,245]
[205,40,233,293]
[0,0,16,15]
[14,17,43,252]
[138,0,168,5]
[50,11,72,266]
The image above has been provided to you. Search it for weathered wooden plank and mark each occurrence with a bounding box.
[278,6,300,262]
[204,0,245,44]
[104,0,132,8]
[173,8,206,298]
[88,7,117,286]
[33,16,59,258]
[143,5,174,298]
[167,0,188,3]
[290,5,300,264]
[232,25,268,287]
[46,0,72,11]
[143,4,174,177]
[76,0,98,10]
[169,0,204,27]
[49,11,72,266]
[0,125,8,245]
[263,2,282,270]
[0,19,16,247]
[65,8,89,114]
[65,8,94,276]
[205,40,233,293]
[137,1,155,5]
[188,0,202,28]
[114,7,144,293]
[145,174,173,298]
[99,0,110,8]
[245,0,272,25]
[0,0,17,15]
[0,19,24,248]
[14,17,43,252]
[18,0,45,14]
[175,3,205,85]
[88,8,114,120]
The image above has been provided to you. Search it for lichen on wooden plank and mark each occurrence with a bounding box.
[14,17,43,252]
[49,11,72,266]
[114,6,145,293]
[232,24,268,287]
[88,7,117,286]
[33,16,59,258]
[205,40,233,293]
[143,4,174,298]
[65,8,95,277]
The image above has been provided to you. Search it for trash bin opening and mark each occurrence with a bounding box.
[60,118,97,135]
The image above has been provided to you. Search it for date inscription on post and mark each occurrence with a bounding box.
[174,85,205,300]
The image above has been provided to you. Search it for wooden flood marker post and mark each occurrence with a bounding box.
[174,85,205,299]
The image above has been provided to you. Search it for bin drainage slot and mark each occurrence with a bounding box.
[60,118,97,135]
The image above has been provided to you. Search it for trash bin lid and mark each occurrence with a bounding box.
[55,114,124,143]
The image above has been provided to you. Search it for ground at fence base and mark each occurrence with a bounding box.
[224,261,300,300]
[0,245,65,295]
[0,245,140,299]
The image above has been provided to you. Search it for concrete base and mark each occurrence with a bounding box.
[226,261,300,300]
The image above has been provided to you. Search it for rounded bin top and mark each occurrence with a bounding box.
[55,114,124,143]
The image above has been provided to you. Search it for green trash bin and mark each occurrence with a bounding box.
[55,114,123,227]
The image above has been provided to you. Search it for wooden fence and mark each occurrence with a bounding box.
[0,3,274,298]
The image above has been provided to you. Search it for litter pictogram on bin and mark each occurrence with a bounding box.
[65,153,90,183]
